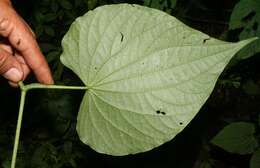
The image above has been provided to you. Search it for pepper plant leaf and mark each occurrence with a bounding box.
[60,4,256,155]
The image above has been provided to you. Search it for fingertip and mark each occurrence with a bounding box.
[3,67,23,83]
[44,76,54,85]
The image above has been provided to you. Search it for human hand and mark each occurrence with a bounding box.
[0,0,53,86]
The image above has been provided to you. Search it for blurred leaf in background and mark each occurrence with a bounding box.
[250,149,260,168]
[242,80,260,96]
[229,0,260,60]
[211,122,259,154]
[29,0,94,81]
[143,0,177,13]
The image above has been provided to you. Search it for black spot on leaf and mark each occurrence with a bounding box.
[156,110,166,115]
[179,122,183,125]
[120,32,124,42]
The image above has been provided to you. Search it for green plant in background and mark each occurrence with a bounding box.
[210,2,260,166]
[29,0,97,81]
[143,0,177,13]
[9,3,257,168]
[229,0,260,60]
[228,0,260,96]
[211,121,260,168]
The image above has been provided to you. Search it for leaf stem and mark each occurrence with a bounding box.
[11,81,88,168]
[20,82,88,91]
[11,90,26,168]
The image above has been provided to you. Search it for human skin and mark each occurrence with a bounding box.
[0,0,53,86]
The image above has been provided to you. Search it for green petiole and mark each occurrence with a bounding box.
[11,82,87,168]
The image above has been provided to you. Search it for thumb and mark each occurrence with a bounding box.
[0,48,23,82]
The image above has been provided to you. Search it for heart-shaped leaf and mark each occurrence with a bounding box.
[60,4,256,155]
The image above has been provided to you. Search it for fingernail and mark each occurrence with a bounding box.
[3,68,23,82]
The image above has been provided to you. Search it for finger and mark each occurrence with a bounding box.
[15,54,30,80]
[0,11,53,84]
[0,44,30,80]
[0,47,23,82]
[19,15,36,38]
[20,41,53,84]
[6,56,30,88]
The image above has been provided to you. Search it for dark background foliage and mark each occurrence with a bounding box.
[0,0,260,167]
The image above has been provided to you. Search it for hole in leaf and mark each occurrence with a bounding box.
[179,122,183,125]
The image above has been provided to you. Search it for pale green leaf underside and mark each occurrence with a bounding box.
[60,4,255,155]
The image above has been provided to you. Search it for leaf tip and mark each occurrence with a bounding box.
[239,36,259,46]
[233,36,259,54]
